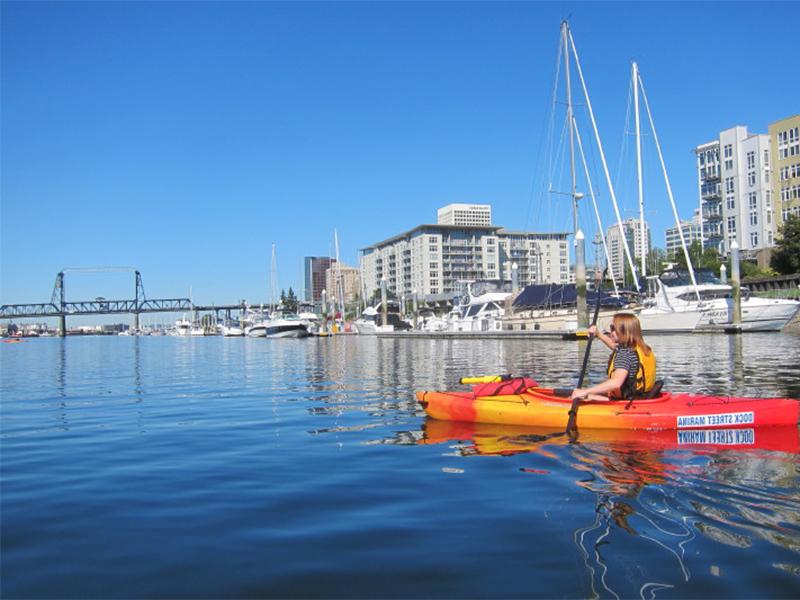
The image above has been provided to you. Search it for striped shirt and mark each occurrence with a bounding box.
[611,346,639,396]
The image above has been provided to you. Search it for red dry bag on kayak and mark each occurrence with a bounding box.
[472,377,538,397]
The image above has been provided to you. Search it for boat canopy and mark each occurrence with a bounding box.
[659,269,721,287]
[512,284,629,310]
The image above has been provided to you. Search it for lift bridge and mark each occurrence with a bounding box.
[0,268,246,336]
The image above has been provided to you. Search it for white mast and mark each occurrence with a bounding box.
[573,116,620,296]
[567,27,640,291]
[562,20,579,236]
[270,243,277,311]
[636,69,702,302]
[334,229,345,323]
[633,61,646,278]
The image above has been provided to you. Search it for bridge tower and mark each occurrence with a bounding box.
[51,272,66,336]
[134,270,145,331]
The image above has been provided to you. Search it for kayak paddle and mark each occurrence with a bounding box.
[566,267,608,436]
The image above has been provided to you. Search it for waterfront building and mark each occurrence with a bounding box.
[304,256,336,303]
[769,115,800,228]
[665,209,702,259]
[436,203,492,227]
[325,263,361,304]
[359,211,569,300]
[605,218,651,282]
[695,125,775,260]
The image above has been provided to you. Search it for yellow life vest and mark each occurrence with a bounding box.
[607,345,657,397]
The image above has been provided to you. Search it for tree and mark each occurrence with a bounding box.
[285,287,298,312]
[771,215,800,275]
[647,247,667,275]
[673,241,722,274]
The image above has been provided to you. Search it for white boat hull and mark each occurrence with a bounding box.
[639,297,799,332]
[246,323,308,338]
[353,320,394,335]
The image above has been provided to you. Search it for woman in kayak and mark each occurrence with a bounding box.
[570,312,656,402]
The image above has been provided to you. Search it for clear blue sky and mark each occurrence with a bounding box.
[2,1,798,307]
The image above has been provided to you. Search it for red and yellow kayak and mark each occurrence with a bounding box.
[416,384,800,431]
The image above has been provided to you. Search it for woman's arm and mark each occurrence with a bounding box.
[571,368,628,399]
[588,324,616,350]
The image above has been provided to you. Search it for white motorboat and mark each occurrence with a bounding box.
[353,302,411,335]
[221,323,245,337]
[639,270,800,332]
[297,310,321,335]
[171,318,193,336]
[447,289,510,333]
[246,311,309,338]
[418,308,449,332]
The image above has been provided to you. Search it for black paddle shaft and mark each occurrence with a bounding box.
[576,268,608,389]
[567,268,609,436]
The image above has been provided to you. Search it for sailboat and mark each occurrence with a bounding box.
[621,63,800,332]
[503,20,639,334]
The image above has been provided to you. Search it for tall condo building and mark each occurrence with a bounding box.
[665,209,702,259]
[303,256,336,302]
[605,218,651,282]
[436,203,492,226]
[360,206,569,300]
[695,125,775,259]
[324,263,361,304]
[769,115,800,228]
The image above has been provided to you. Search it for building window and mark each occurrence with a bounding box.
[727,217,736,232]
[748,172,756,186]
[725,177,735,193]
[747,151,755,169]
[749,192,757,209]
[750,232,758,247]
[724,144,733,158]
[727,197,735,210]
[750,212,758,226]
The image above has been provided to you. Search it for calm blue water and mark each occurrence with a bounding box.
[2,334,799,599]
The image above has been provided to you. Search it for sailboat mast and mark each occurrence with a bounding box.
[270,243,277,310]
[636,73,702,302]
[567,27,640,292]
[334,229,345,324]
[562,20,579,236]
[633,61,646,278]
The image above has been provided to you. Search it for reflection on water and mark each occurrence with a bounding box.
[418,418,800,598]
[1,333,799,598]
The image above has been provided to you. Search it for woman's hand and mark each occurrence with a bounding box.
[588,324,598,337]
[571,388,588,400]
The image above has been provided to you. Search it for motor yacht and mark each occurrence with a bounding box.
[246,310,309,338]
[639,269,800,332]
[353,301,411,335]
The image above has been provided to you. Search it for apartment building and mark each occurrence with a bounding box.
[605,218,651,282]
[695,126,775,258]
[359,220,569,301]
[436,203,492,227]
[303,256,336,302]
[665,209,702,258]
[770,115,800,228]
[324,263,361,304]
